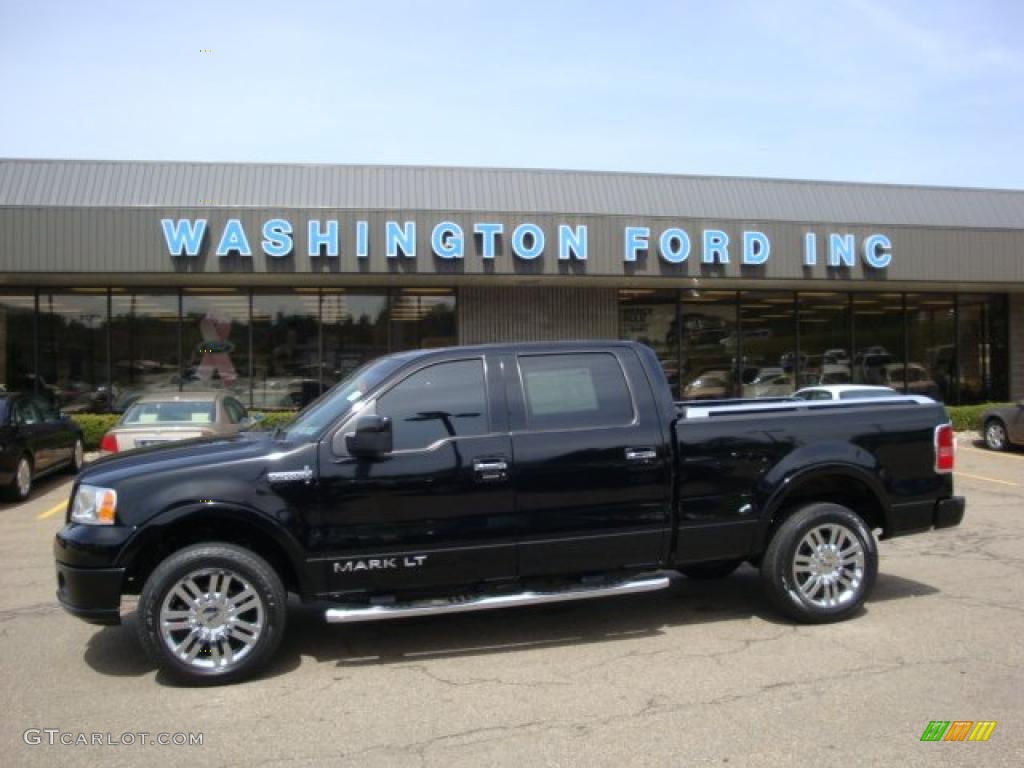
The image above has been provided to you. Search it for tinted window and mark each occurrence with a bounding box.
[224,398,247,424]
[31,396,59,420]
[285,355,410,439]
[13,399,42,425]
[376,359,488,451]
[518,353,633,429]
[122,401,216,424]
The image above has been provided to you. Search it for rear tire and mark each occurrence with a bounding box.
[761,503,877,623]
[136,543,287,685]
[678,559,744,580]
[984,419,1008,451]
[3,455,33,502]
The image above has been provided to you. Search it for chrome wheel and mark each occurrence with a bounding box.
[159,568,265,671]
[792,524,865,609]
[72,440,84,470]
[15,458,31,498]
[985,421,1007,451]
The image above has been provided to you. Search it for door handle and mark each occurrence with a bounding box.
[473,458,508,482]
[625,448,658,462]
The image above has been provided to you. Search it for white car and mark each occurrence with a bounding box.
[793,385,898,401]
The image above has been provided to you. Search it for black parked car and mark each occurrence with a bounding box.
[0,393,84,501]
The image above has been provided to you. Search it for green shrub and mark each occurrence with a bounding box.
[945,403,1013,433]
[249,411,296,432]
[69,413,120,450]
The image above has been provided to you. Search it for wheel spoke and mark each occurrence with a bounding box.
[172,586,200,610]
[232,595,260,616]
[229,626,258,646]
[232,618,260,634]
[162,618,192,631]
[209,639,222,666]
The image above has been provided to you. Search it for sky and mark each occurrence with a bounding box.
[0,0,1021,188]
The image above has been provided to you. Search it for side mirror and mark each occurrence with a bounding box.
[345,415,392,457]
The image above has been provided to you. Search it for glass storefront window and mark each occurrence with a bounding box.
[109,292,181,412]
[321,291,389,386]
[852,293,903,388]
[906,294,954,401]
[959,294,1009,404]
[37,291,109,412]
[0,292,36,394]
[618,289,680,396]
[251,291,321,410]
[680,291,737,400]
[182,289,251,404]
[740,292,797,398]
[389,289,457,351]
[798,292,852,388]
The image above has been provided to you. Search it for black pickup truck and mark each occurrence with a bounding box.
[55,341,964,684]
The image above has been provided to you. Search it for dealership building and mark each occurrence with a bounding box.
[0,158,1021,411]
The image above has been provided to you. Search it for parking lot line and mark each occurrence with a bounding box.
[955,471,1019,487]
[36,501,66,520]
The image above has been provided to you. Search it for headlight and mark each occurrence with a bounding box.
[70,484,118,525]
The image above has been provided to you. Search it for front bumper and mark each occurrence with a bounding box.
[54,523,133,625]
[888,496,966,538]
[55,562,123,625]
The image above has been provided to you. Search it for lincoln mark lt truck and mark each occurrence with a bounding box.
[55,341,964,684]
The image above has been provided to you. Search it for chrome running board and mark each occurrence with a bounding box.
[324,574,670,624]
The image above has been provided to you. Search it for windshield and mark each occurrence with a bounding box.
[122,400,215,424]
[283,355,410,439]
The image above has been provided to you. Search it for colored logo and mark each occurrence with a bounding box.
[920,721,996,742]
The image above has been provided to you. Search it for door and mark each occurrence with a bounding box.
[1009,404,1024,444]
[314,354,516,595]
[11,398,51,470]
[34,396,74,466]
[510,349,671,577]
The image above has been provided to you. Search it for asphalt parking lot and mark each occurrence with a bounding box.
[1,438,1022,767]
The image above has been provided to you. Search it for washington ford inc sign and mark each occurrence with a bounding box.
[160,218,893,268]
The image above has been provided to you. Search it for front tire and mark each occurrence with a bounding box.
[136,543,287,685]
[984,419,1009,451]
[761,503,878,623]
[67,438,84,474]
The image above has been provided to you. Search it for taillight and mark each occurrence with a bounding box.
[934,424,955,473]
[99,432,119,454]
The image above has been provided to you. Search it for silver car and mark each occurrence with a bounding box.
[100,391,258,453]
[980,401,1024,451]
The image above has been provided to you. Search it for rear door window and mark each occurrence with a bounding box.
[518,353,634,430]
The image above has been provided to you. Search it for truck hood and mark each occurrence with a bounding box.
[80,431,303,486]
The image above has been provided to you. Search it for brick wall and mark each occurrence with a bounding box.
[459,286,619,344]
[1011,293,1024,401]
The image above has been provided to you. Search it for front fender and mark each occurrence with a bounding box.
[115,501,312,595]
